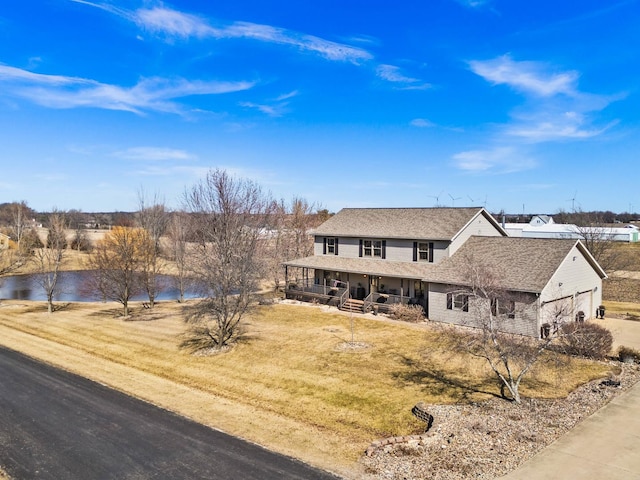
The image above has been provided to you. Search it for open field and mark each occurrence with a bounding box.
[0,300,612,477]
[609,242,640,271]
[602,300,640,322]
[603,277,640,304]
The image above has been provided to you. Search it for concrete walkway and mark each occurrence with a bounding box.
[502,317,640,479]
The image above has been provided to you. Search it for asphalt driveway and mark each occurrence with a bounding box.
[0,346,340,480]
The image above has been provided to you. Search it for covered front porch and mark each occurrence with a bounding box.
[283,260,428,314]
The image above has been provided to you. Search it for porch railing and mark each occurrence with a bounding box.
[363,292,411,312]
[338,288,350,309]
[286,279,349,301]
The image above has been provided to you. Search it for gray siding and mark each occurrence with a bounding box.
[315,236,449,263]
[428,283,539,337]
[541,244,603,321]
[449,213,504,256]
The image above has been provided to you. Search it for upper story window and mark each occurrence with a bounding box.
[359,239,386,259]
[327,238,336,254]
[322,237,338,255]
[364,240,382,257]
[413,241,434,263]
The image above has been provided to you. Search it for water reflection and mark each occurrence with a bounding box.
[0,271,201,302]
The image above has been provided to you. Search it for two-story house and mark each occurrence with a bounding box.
[283,207,607,337]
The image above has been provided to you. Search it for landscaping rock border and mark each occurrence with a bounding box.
[360,362,640,480]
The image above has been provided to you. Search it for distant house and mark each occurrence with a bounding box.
[530,214,554,225]
[0,233,9,250]
[283,207,606,337]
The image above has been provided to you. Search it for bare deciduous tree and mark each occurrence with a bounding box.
[8,201,30,252]
[166,211,192,303]
[88,226,147,317]
[0,248,23,297]
[448,257,573,404]
[289,197,317,259]
[182,169,273,351]
[34,210,68,313]
[572,211,626,273]
[265,199,288,291]
[267,197,322,290]
[0,249,20,276]
[136,190,169,308]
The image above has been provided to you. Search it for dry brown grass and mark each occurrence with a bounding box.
[610,242,640,271]
[0,301,612,477]
[603,301,640,321]
[604,277,640,304]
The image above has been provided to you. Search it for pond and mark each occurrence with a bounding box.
[0,271,202,302]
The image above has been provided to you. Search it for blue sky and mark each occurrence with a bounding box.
[1,1,639,214]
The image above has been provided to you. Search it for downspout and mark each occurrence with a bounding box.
[536,293,541,338]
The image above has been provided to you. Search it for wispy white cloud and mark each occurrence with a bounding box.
[505,111,618,141]
[134,6,214,39]
[113,147,196,161]
[275,90,299,102]
[239,101,281,116]
[469,54,621,143]
[73,2,372,64]
[239,90,299,117]
[452,146,536,173]
[410,118,435,128]
[220,21,372,63]
[377,64,419,83]
[469,55,578,97]
[0,64,255,115]
[376,64,431,90]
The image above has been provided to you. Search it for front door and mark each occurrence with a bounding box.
[370,276,380,295]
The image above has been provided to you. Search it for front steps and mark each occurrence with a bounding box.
[340,298,365,313]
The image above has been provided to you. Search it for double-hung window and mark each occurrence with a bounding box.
[323,237,338,255]
[327,238,336,254]
[413,241,434,263]
[364,240,382,257]
[447,293,469,312]
[491,298,516,319]
[359,239,386,258]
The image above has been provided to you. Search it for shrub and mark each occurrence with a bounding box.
[19,227,44,255]
[558,321,613,359]
[70,230,92,252]
[618,345,640,364]
[388,303,425,323]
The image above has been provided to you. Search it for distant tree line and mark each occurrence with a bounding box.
[0,173,330,346]
[493,209,639,225]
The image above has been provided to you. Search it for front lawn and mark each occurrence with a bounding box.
[0,301,611,476]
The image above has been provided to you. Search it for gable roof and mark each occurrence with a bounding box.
[431,236,606,293]
[313,207,505,240]
[530,214,553,225]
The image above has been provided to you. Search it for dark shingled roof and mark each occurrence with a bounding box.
[312,207,495,240]
[431,236,595,293]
